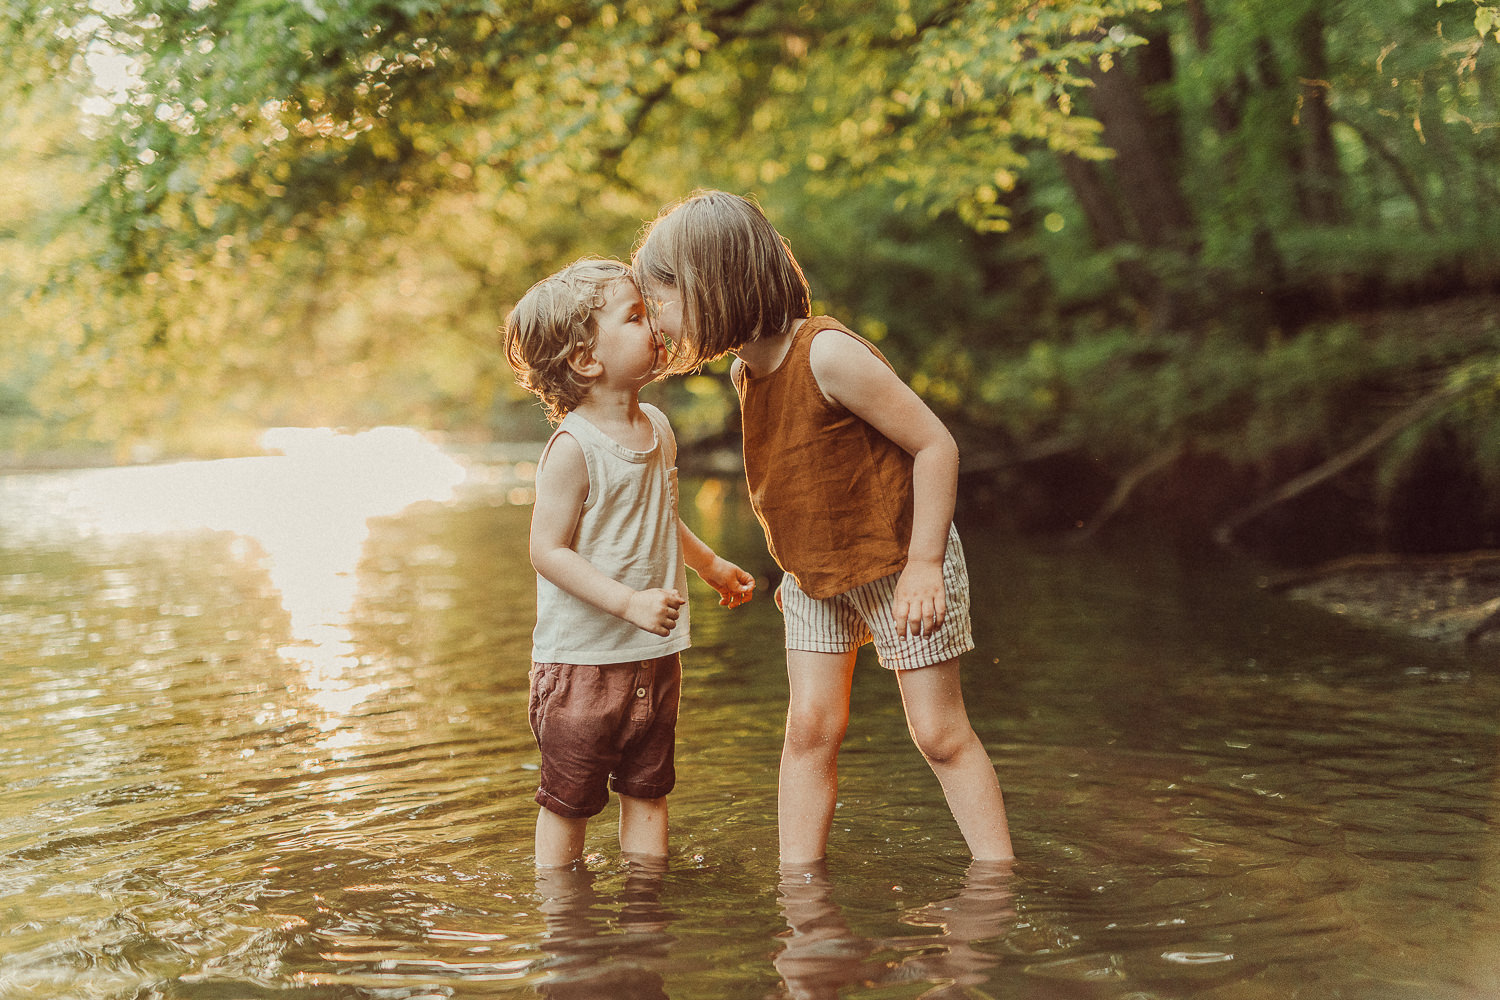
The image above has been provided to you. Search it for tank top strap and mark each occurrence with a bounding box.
[786,316,846,366]
[640,403,676,467]
[786,316,894,380]
[733,316,855,396]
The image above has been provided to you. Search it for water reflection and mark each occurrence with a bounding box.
[532,863,676,998]
[774,860,1015,999]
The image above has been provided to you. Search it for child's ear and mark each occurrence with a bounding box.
[567,346,603,378]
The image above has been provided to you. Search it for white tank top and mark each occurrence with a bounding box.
[531,403,690,664]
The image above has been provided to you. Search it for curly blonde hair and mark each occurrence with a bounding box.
[502,257,633,422]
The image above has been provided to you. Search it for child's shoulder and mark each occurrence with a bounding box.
[637,401,677,458]
[806,319,901,409]
[638,401,674,434]
[534,422,590,494]
[807,319,884,365]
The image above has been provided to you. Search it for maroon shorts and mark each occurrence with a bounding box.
[528,654,682,819]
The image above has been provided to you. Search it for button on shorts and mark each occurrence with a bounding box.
[777,524,975,671]
[528,653,681,819]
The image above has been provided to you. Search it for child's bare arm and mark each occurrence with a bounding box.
[679,522,756,608]
[530,433,685,636]
[809,329,959,637]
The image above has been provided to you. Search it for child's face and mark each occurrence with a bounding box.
[589,279,665,386]
[641,281,683,358]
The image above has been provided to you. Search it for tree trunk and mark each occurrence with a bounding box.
[1072,45,1199,327]
[1135,25,1184,165]
[1056,152,1161,306]
[1083,55,1196,247]
[1294,11,1347,225]
[1183,0,1244,135]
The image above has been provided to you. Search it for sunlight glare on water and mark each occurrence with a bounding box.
[21,426,467,701]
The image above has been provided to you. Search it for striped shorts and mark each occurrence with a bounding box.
[777,524,976,671]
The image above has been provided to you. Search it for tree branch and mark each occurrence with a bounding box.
[1334,112,1437,231]
[1468,598,1500,644]
[1213,381,1466,548]
[1073,441,1185,542]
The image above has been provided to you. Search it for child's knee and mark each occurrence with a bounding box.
[910,720,975,766]
[784,708,847,754]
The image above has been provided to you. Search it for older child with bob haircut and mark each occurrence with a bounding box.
[503,256,755,868]
[633,192,1014,864]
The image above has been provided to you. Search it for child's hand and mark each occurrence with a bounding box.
[892,559,946,638]
[699,557,756,609]
[625,588,687,636]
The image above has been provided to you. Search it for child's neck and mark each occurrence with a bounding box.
[735,319,805,378]
[573,388,654,451]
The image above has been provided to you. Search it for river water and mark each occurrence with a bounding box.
[2,429,1498,999]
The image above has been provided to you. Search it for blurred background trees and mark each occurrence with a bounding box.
[3,0,1498,552]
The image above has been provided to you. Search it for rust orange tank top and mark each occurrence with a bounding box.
[734,316,914,600]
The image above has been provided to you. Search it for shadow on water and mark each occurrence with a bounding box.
[3,437,1500,998]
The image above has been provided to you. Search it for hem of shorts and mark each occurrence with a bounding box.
[785,637,865,655]
[877,638,977,671]
[535,788,605,820]
[610,778,675,801]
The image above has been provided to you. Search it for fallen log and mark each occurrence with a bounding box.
[1467,599,1500,645]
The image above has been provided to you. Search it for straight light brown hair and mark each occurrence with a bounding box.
[633,190,811,374]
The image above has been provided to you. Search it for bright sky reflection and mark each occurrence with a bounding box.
[39,428,467,698]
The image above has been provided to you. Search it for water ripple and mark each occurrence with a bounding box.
[3,464,1500,998]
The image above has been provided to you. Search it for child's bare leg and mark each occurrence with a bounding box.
[618,794,669,859]
[896,659,1014,861]
[779,649,857,864]
[535,806,589,868]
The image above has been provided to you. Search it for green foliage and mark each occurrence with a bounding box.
[0,57,109,453]
[3,0,1158,450]
[973,316,1500,499]
[1441,0,1500,44]
[1147,0,1500,321]
[1273,221,1500,288]
[6,0,1155,271]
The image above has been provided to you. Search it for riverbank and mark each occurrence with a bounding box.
[1267,552,1500,647]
